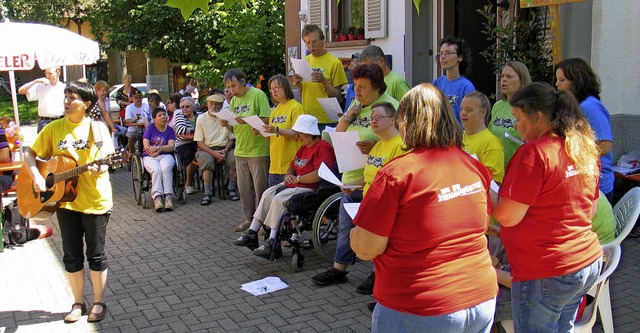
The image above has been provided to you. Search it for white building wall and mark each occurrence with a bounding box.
[591,0,640,115]
[298,1,407,78]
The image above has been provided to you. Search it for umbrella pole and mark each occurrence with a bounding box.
[8,70,22,160]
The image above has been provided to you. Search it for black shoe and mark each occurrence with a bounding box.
[233,229,258,250]
[356,271,375,294]
[367,301,377,311]
[253,238,275,259]
[311,267,348,286]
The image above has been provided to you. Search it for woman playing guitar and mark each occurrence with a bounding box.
[23,81,114,323]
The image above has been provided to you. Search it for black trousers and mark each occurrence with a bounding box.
[57,208,110,272]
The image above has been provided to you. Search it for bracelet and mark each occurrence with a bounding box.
[296,175,301,184]
[276,126,280,137]
[342,115,353,123]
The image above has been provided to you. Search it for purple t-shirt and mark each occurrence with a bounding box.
[143,124,176,157]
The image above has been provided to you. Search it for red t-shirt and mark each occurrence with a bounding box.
[287,139,336,190]
[354,147,498,316]
[499,133,602,282]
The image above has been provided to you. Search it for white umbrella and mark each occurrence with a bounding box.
[0,19,100,128]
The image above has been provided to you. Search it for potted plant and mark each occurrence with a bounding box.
[340,28,349,42]
[348,26,356,41]
[332,27,340,42]
[356,27,365,40]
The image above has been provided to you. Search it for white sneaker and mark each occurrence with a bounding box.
[154,196,163,212]
[185,186,194,195]
[164,196,173,211]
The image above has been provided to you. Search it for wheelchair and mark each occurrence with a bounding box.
[131,142,188,208]
[259,185,342,272]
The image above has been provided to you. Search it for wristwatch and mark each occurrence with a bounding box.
[296,175,301,183]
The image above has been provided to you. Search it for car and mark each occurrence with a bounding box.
[108,83,148,113]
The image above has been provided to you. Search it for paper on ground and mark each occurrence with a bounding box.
[344,203,361,219]
[317,97,342,121]
[213,108,238,125]
[328,131,367,173]
[318,162,362,190]
[241,276,289,296]
[291,58,312,81]
[242,115,274,137]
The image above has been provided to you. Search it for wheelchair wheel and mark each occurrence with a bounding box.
[291,251,304,272]
[311,192,342,263]
[174,153,188,204]
[131,155,144,205]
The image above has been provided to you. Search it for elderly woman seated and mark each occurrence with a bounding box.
[233,115,336,258]
[142,108,176,212]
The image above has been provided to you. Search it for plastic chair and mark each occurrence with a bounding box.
[591,187,640,333]
[575,243,622,333]
[611,187,640,245]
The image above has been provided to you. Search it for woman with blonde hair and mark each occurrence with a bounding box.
[488,61,532,165]
[90,80,118,134]
[350,83,497,332]
[492,82,602,332]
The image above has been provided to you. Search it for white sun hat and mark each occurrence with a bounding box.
[291,114,320,135]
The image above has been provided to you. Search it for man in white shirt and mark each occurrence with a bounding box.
[18,67,66,133]
[124,92,150,155]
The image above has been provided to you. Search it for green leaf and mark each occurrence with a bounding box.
[413,0,422,15]
[165,0,209,20]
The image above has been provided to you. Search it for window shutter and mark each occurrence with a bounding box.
[308,0,326,35]
[365,0,387,39]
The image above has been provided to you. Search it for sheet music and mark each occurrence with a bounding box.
[291,58,312,81]
[317,97,342,121]
[328,131,367,173]
[242,115,274,137]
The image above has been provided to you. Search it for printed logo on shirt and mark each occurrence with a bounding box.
[151,136,165,146]
[311,67,326,76]
[232,104,250,115]
[446,94,459,107]
[351,116,371,128]
[437,181,484,202]
[294,157,309,168]
[272,115,287,124]
[367,155,385,168]
[493,117,516,129]
[565,165,579,178]
[57,139,89,151]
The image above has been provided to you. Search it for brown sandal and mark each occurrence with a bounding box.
[64,302,87,323]
[87,302,108,323]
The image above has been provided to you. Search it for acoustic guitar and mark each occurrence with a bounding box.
[17,153,123,220]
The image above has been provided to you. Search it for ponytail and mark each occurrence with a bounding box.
[511,83,599,185]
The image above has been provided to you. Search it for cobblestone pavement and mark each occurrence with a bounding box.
[1,162,639,332]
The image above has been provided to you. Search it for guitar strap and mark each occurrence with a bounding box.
[90,121,104,159]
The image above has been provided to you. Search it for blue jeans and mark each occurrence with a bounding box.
[511,257,602,333]
[372,299,496,333]
[333,190,362,265]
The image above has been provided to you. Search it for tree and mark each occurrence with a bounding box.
[0,0,77,26]
[184,0,284,89]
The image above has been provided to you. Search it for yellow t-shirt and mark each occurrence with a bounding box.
[363,135,407,196]
[384,71,410,102]
[463,128,505,183]
[30,118,114,214]
[341,93,399,184]
[303,52,348,123]
[230,87,272,157]
[269,99,303,174]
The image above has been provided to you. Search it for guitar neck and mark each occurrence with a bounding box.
[51,163,93,183]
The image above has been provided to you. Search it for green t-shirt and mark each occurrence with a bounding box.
[230,87,271,157]
[592,191,616,244]
[342,93,399,184]
[384,71,410,102]
[488,100,521,167]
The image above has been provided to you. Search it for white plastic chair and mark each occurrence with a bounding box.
[591,187,640,333]
[611,187,640,245]
[575,243,622,333]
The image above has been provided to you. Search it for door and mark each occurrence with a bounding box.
[409,0,433,86]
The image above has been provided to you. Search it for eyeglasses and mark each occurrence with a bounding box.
[437,51,458,58]
[269,86,282,93]
[181,105,192,109]
[370,115,394,123]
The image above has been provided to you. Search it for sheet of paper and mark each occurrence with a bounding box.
[240,276,289,296]
[242,115,274,137]
[490,180,500,194]
[505,132,524,146]
[317,97,342,121]
[213,108,238,126]
[318,162,363,191]
[328,131,367,173]
[344,203,361,219]
[291,58,312,81]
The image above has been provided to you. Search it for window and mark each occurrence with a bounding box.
[307,0,387,42]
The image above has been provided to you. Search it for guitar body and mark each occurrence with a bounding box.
[17,156,79,220]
